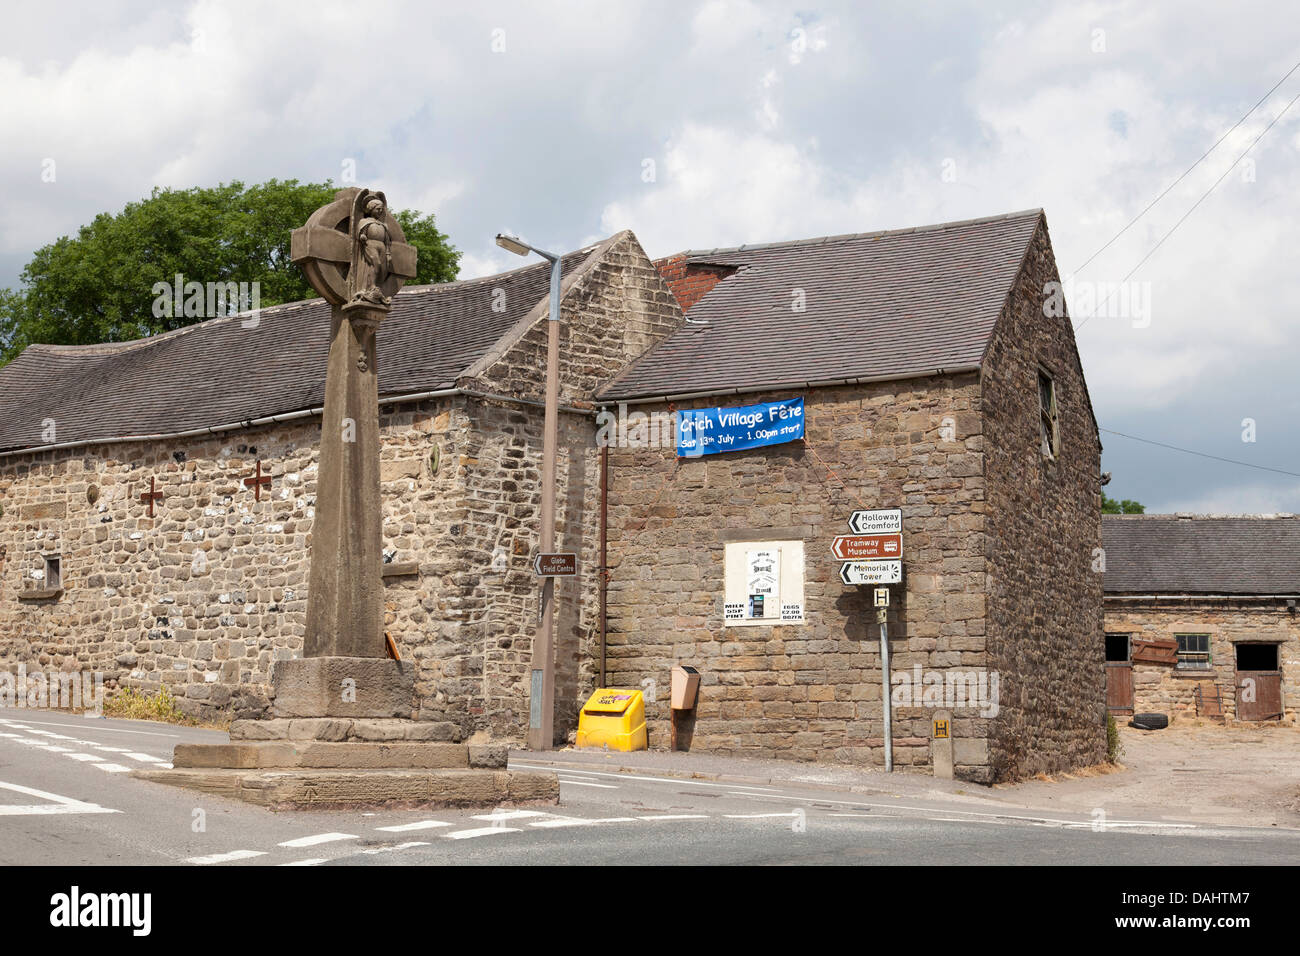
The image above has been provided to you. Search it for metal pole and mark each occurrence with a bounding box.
[880,617,893,772]
[528,254,562,751]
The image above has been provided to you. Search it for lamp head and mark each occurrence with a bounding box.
[495,233,531,257]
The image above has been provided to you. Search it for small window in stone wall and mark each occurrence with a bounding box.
[1105,633,1131,662]
[43,554,62,590]
[1038,369,1059,459]
[723,540,805,626]
[1176,633,1211,670]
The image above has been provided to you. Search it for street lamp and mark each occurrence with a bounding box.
[495,233,562,751]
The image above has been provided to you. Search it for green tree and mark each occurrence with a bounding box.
[0,180,460,365]
[1102,493,1145,514]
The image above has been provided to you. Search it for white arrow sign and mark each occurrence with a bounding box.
[848,508,902,535]
[840,559,902,585]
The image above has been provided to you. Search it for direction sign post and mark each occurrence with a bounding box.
[847,508,902,535]
[533,553,578,577]
[837,508,903,774]
[838,560,902,585]
[831,533,902,561]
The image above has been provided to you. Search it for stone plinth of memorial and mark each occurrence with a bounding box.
[134,188,557,810]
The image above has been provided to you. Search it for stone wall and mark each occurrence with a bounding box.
[0,230,685,744]
[1104,600,1297,722]
[980,217,1108,780]
[603,375,996,775]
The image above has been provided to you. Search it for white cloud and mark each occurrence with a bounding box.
[4,0,1300,510]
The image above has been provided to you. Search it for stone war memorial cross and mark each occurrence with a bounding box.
[136,186,559,808]
[291,187,417,659]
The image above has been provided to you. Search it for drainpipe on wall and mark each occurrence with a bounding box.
[599,440,609,688]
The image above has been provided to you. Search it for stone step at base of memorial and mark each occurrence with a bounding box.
[229,717,462,743]
[132,766,560,810]
[172,741,506,771]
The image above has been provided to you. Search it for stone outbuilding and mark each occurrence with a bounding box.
[600,208,1107,782]
[1,207,1110,782]
[1102,514,1297,723]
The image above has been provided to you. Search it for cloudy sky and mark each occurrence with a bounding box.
[3,0,1299,513]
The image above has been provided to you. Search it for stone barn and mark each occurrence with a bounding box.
[599,209,1107,782]
[1103,513,1298,723]
[1,207,1110,782]
[0,229,682,743]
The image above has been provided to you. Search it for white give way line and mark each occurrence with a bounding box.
[0,780,117,817]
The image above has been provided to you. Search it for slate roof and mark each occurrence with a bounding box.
[0,244,603,453]
[1103,515,1300,595]
[598,209,1044,401]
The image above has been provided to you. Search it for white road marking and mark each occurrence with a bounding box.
[732,790,1201,829]
[558,779,618,789]
[471,810,549,821]
[375,820,452,832]
[445,827,522,839]
[124,752,167,763]
[279,858,328,866]
[188,850,267,865]
[92,763,132,773]
[529,816,638,829]
[724,812,801,819]
[278,832,358,848]
[511,763,782,792]
[0,779,117,816]
[0,714,182,738]
[65,753,104,762]
[89,746,134,753]
[360,841,430,854]
[637,814,710,821]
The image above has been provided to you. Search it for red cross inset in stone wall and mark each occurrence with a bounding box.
[243,460,273,501]
[139,476,164,518]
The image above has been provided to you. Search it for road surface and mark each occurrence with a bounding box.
[1,707,1297,866]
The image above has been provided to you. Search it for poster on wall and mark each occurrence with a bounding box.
[747,549,780,620]
[676,397,804,457]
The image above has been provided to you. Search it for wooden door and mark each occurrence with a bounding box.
[1106,663,1134,715]
[1236,672,1283,720]
[1105,633,1133,715]
[1235,643,1283,721]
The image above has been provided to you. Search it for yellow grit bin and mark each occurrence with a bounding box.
[575,688,648,751]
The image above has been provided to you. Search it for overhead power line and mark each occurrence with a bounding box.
[1074,56,1300,275]
[1101,427,1300,479]
[1074,86,1300,333]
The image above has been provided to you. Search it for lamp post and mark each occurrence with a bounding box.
[496,233,562,751]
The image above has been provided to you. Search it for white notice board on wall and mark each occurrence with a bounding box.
[723,540,805,626]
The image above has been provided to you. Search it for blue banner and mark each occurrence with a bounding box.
[676,397,805,457]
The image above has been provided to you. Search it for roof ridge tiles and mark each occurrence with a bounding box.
[21,239,612,358]
[670,207,1044,260]
[1103,513,1298,520]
